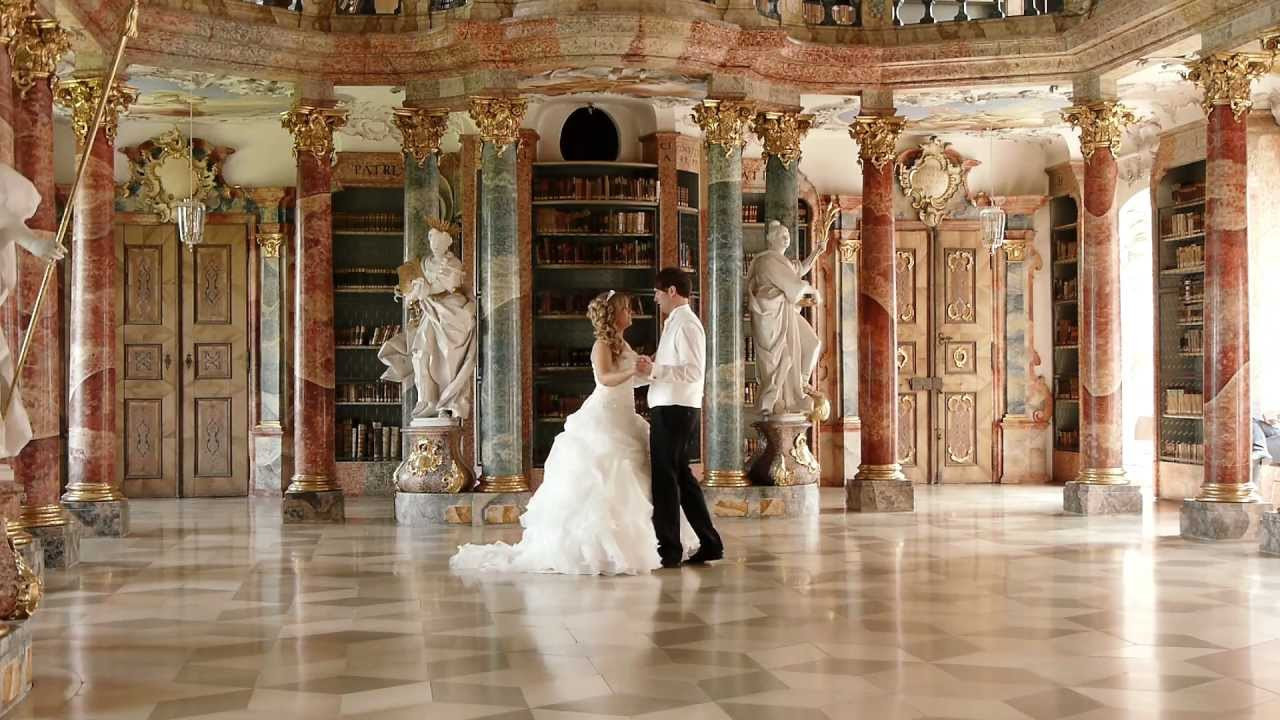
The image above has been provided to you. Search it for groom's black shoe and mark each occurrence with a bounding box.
[685,548,724,565]
[660,558,683,570]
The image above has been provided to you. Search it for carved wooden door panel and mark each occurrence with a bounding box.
[933,227,994,483]
[117,224,180,497]
[894,229,931,484]
[180,223,249,496]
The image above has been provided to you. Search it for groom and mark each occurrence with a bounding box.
[636,268,724,569]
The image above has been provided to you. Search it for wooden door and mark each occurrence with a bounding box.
[181,223,250,496]
[895,228,931,484]
[931,227,996,483]
[118,224,180,497]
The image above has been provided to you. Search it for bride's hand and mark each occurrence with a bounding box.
[635,355,654,376]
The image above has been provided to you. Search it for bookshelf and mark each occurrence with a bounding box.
[1050,194,1080,482]
[1154,162,1206,468]
[332,188,405,465]
[531,162,661,467]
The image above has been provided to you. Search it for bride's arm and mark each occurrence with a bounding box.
[592,341,636,387]
[625,341,650,387]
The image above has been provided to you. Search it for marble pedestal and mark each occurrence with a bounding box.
[847,479,914,513]
[395,491,531,527]
[1261,512,1280,556]
[1063,482,1142,515]
[28,522,81,570]
[395,419,475,493]
[283,490,346,524]
[746,416,820,487]
[1180,500,1274,542]
[704,484,819,519]
[0,623,32,715]
[63,500,129,537]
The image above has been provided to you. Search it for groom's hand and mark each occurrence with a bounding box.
[635,355,654,376]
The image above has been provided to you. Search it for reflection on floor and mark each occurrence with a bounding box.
[17,487,1280,720]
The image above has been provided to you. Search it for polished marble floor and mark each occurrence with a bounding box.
[14,486,1280,720]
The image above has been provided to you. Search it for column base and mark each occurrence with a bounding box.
[704,484,819,519]
[847,479,915,513]
[1180,500,1274,542]
[395,491,531,526]
[62,500,130,537]
[0,623,32,714]
[475,475,530,494]
[1261,512,1280,556]
[1063,481,1142,515]
[27,522,81,570]
[282,490,346,524]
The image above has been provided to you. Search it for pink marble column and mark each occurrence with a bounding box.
[0,42,12,164]
[12,64,64,526]
[1078,148,1126,484]
[847,114,912,512]
[1198,103,1254,502]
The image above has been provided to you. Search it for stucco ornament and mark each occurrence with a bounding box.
[1061,100,1136,160]
[897,137,964,227]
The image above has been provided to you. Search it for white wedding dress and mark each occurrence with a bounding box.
[450,349,698,575]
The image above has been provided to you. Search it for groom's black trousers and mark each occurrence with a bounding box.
[650,405,723,565]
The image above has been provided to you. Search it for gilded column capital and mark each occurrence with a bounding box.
[848,114,906,170]
[280,105,348,162]
[53,77,139,146]
[753,111,813,168]
[1263,29,1280,54]
[0,0,34,46]
[392,106,450,166]
[1061,101,1136,160]
[11,17,70,98]
[1185,52,1273,121]
[691,99,756,156]
[468,97,526,153]
[257,232,284,258]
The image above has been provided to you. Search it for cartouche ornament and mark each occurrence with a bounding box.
[849,114,906,170]
[469,97,527,153]
[54,77,139,146]
[10,16,69,98]
[692,99,756,155]
[753,111,813,168]
[1185,52,1273,121]
[1061,101,1136,160]
[393,107,450,167]
[280,105,349,162]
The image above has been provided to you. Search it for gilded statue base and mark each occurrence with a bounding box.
[282,490,346,524]
[0,622,32,714]
[746,415,820,487]
[395,491,531,527]
[1260,512,1280,556]
[395,419,475,493]
[1180,499,1273,542]
[1063,481,1142,516]
[62,500,129,537]
[847,465,914,513]
[704,484,819,520]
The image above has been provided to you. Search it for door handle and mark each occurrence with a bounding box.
[164,352,172,374]
[185,352,193,371]
[936,333,953,345]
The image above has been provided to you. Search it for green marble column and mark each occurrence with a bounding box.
[765,156,799,259]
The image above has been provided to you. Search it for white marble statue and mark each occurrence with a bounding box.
[379,227,477,421]
[746,220,825,417]
[0,164,64,457]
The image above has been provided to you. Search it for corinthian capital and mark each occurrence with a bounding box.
[468,97,526,154]
[0,0,34,46]
[1061,101,1136,160]
[848,114,906,170]
[11,17,70,98]
[1185,52,1272,121]
[280,105,349,162]
[753,111,813,168]
[54,77,139,146]
[691,99,756,156]
[392,107,450,167]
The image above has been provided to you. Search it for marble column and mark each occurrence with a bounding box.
[0,0,21,561]
[55,76,136,536]
[755,111,812,256]
[469,97,530,495]
[1181,52,1273,540]
[847,113,912,512]
[249,190,286,497]
[280,104,348,523]
[10,16,77,565]
[1060,100,1142,515]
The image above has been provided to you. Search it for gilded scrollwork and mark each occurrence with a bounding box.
[123,128,221,223]
[280,105,349,162]
[54,77,139,146]
[691,99,756,155]
[393,106,450,166]
[1184,52,1273,121]
[9,16,70,98]
[0,0,33,46]
[895,250,916,322]
[1061,101,1137,160]
[257,233,283,258]
[897,137,963,227]
[3,540,41,621]
[753,111,813,168]
[789,433,819,474]
[468,97,527,153]
[849,114,906,170]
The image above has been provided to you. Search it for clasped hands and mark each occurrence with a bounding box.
[634,354,654,377]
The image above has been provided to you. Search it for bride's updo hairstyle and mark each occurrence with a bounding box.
[587,291,630,358]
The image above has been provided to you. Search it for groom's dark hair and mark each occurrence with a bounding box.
[655,267,692,298]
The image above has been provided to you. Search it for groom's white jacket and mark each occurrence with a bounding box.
[646,304,706,409]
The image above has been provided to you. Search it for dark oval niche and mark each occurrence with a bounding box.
[559,107,620,162]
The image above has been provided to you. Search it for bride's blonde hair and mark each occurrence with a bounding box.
[586,291,630,358]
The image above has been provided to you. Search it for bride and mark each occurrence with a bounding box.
[450,290,697,575]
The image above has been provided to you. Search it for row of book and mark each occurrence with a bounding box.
[1179,327,1204,353]
[1053,277,1078,303]
[535,238,654,266]
[535,209,654,235]
[1054,318,1079,346]
[338,324,400,346]
[1162,440,1204,462]
[742,204,764,224]
[1165,388,1203,416]
[335,268,398,287]
[678,186,693,208]
[1054,240,1078,262]
[338,382,400,403]
[536,390,588,418]
[1055,429,1079,450]
[335,212,402,233]
[535,291,650,316]
[1171,243,1204,269]
[1163,211,1204,238]
[1054,376,1079,399]
[535,346,593,368]
[1180,278,1204,304]
[744,336,756,363]
[534,175,657,202]
[337,419,402,462]
[744,380,760,406]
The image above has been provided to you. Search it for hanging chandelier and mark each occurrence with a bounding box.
[176,97,206,251]
[980,130,1006,255]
